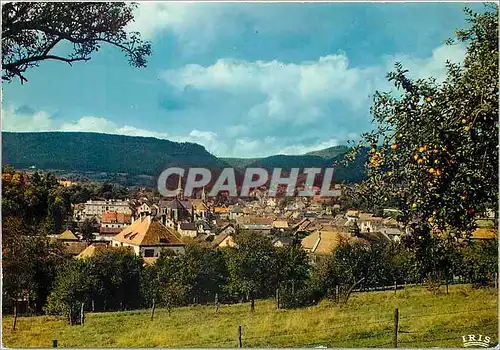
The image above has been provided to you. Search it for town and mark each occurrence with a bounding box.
[57,176,403,260]
[2,1,498,348]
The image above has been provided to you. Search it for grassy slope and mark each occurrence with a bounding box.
[2,285,497,348]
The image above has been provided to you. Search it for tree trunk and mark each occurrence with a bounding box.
[343,278,366,304]
[250,294,255,312]
[12,301,18,331]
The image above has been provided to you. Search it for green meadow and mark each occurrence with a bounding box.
[3,285,497,348]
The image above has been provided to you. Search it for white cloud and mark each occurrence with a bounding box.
[127,3,235,53]
[1,104,233,156]
[2,42,467,159]
[279,139,340,156]
[162,43,465,128]
[126,3,191,39]
[2,106,55,131]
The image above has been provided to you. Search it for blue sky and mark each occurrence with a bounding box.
[2,2,482,158]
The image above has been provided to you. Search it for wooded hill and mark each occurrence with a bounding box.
[3,132,367,183]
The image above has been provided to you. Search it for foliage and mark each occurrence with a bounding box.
[3,132,228,176]
[90,249,144,311]
[275,242,311,291]
[280,285,321,309]
[458,239,498,287]
[226,232,279,301]
[183,243,229,303]
[346,7,498,236]
[148,254,192,311]
[79,217,98,243]
[312,239,404,304]
[2,2,151,83]
[2,217,69,314]
[2,166,70,233]
[344,8,498,287]
[45,260,95,323]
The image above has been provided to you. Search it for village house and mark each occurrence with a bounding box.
[112,216,185,257]
[214,207,231,220]
[237,216,274,234]
[191,199,210,220]
[76,242,125,260]
[301,229,342,259]
[272,236,295,248]
[84,199,132,220]
[346,210,360,223]
[177,222,198,238]
[229,205,244,220]
[213,233,237,248]
[272,219,289,232]
[72,203,86,222]
[136,202,152,218]
[98,211,132,240]
[195,220,214,235]
[54,229,87,256]
[218,222,236,236]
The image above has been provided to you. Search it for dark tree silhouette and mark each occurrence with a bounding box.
[2,2,151,83]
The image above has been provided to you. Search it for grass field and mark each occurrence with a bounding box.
[2,285,498,348]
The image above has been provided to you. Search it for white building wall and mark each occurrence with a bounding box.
[111,240,185,257]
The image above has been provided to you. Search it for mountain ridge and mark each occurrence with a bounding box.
[2,131,367,184]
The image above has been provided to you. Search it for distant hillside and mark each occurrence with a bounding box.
[2,132,228,176]
[306,145,349,159]
[226,148,368,183]
[2,132,368,184]
[246,154,327,170]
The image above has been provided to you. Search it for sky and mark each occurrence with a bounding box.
[2,2,484,158]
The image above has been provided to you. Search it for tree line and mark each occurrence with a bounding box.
[4,227,496,324]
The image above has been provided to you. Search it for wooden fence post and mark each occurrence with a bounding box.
[276,288,280,309]
[394,281,397,295]
[215,293,220,314]
[335,285,339,304]
[393,308,399,348]
[150,298,156,321]
[80,302,85,325]
[238,325,242,348]
[12,302,18,331]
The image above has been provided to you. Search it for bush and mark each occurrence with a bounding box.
[280,285,323,309]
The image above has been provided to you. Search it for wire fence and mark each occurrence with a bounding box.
[149,307,497,348]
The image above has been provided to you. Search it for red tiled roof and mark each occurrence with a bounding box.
[101,211,131,224]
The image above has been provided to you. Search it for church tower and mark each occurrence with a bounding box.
[201,186,206,202]
[177,174,184,200]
